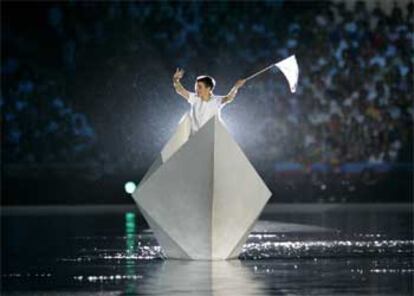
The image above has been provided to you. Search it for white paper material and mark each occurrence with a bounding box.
[132,115,272,260]
[275,55,299,93]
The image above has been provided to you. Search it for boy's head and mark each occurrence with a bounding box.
[195,75,216,97]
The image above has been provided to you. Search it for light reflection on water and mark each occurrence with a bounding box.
[2,207,413,295]
[54,233,413,262]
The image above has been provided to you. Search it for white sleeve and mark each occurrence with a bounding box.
[217,95,228,107]
[188,92,197,105]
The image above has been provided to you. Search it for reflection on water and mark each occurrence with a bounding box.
[132,260,267,296]
[1,206,413,295]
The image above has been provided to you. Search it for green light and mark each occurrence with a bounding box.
[126,212,136,221]
[124,212,138,294]
[125,212,136,234]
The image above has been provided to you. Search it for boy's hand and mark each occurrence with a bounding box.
[234,79,246,89]
[173,68,185,81]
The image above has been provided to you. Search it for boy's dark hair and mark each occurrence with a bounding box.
[196,75,216,91]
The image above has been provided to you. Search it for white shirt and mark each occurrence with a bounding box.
[187,92,227,135]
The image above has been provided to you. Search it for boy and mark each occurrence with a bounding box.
[173,68,246,135]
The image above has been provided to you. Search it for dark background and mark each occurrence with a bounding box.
[2,0,413,205]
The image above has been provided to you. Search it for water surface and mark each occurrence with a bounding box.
[2,204,413,295]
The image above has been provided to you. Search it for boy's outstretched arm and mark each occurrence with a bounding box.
[173,68,190,101]
[221,79,246,105]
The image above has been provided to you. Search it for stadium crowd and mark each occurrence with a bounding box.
[3,1,412,169]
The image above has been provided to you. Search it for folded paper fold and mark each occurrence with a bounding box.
[132,115,272,260]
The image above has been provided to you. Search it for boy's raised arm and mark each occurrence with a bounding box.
[173,68,190,100]
[221,79,246,105]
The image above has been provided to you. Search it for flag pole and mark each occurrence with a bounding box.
[244,64,275,82]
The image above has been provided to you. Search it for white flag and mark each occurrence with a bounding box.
[275,55,299,93]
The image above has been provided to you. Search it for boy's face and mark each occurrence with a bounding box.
[195,81,211,97]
